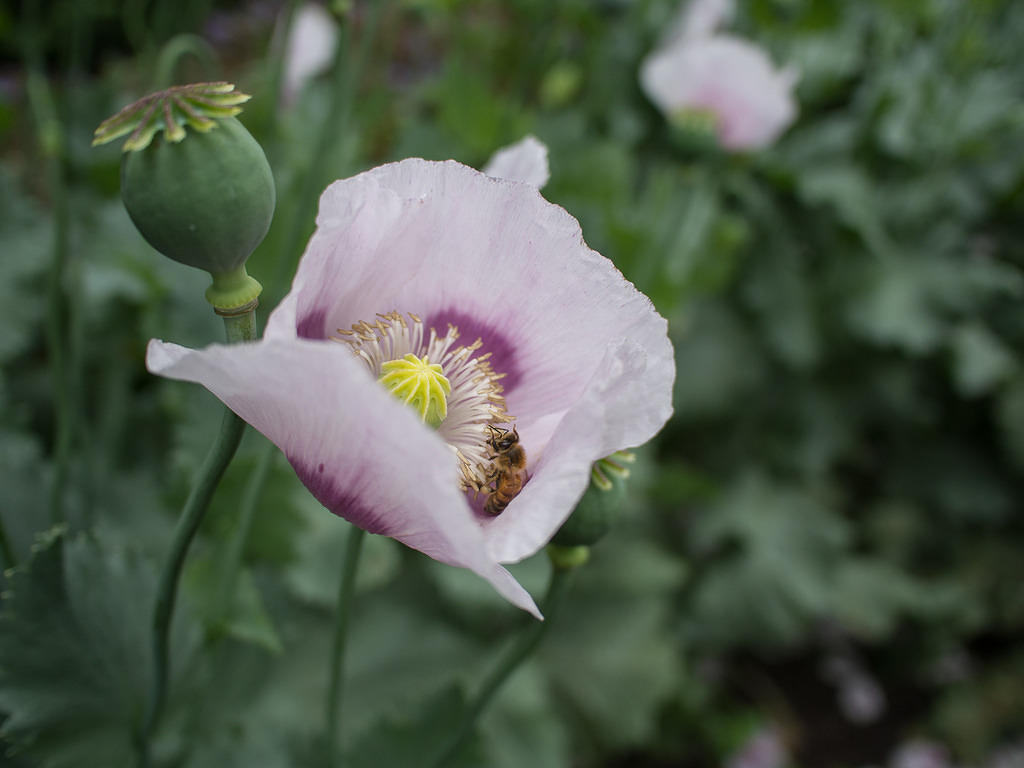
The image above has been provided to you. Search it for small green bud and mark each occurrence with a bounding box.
[94,83,274,310]
[551,452,635,548]
[547,543,590,571]
[539,62,582,108]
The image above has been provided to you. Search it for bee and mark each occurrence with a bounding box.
[483,425,528,516]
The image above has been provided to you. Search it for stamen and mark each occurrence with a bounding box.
[333,311,516,492]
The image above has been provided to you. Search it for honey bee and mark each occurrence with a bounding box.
[483,425,528,515]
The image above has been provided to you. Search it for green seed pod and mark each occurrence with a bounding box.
[121,116,274,273]
[94,83,274,310]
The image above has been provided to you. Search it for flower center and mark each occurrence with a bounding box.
[333,311,515,494]
[378,353,451,428]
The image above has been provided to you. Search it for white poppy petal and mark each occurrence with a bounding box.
[482,135,551,188]
[146,337,540,617]
[150,158,673,615]
[484,335,674,563]
[286,160,667,421]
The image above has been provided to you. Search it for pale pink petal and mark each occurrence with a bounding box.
[146,337,540,617]
[486,337,674,563]
[155,159,673,614]
[281,3,338,106]
[482,136,550,188]
[641,35,798,150]
[269,159,673,559]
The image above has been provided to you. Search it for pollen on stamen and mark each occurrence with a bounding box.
[332,311,514,492]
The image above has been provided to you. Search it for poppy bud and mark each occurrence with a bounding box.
[94,83,274,310]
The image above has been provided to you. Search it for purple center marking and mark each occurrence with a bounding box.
[425,307,521,391]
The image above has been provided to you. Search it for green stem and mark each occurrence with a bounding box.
[430,565,576,768]
[265,0,300,126]
[268,0,382,301]
[213,441,275,622]
[324,525,367,768]
[0,513,16,569]
[23,0,73,527]
[136,308,257,767]
[152,33,218,88]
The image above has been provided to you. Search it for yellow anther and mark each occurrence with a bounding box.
[379,353,451,428]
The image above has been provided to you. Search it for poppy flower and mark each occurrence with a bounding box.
[641,0,798,150]
[147,156,674,616]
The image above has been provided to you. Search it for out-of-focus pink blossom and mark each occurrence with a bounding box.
[281,3,338,106]
[640,0,798,151]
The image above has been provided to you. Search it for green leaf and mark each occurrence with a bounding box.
[995,375,1024,472]
[0,529,156,767]
[184,554,282,653]
[284,512,400,608]
[0,429,51,569]
[0,170,50,365]
[949,322,1017,398]
[344,685,484,768]
[688,471,850,648]
[845,256,948,353]
[540,536,686,753]
[479,664,571,768]
[671,302,767,418]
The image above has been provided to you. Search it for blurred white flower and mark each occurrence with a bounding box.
[821,652,887,724]
[483,135,550,188]
[640,0,798,150]
[281,3,338,106]
[725,726,788,768]
[890,739,954,768]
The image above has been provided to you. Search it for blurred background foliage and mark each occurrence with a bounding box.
[1,0,1023,766]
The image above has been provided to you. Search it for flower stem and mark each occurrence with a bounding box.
[152,33,218,88]
[0,514,16,569]
[23,0,73,527]
[324,524,367,768]
[430,563,576,768]
[136,306,257,767]
[213,440,275,624]
[269,0,382,300]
